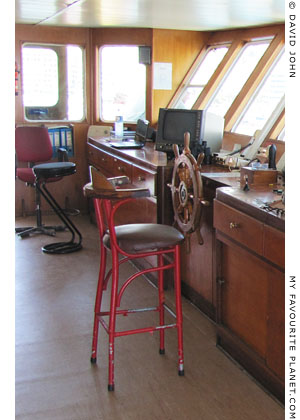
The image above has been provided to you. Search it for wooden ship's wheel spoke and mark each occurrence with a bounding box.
[168,132,209,246]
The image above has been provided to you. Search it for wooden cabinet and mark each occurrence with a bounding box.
[214,192,285,403]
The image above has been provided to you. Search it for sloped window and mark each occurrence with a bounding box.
[207,40,271,117]
[233,50,285,136]
[99,46,146,122]
[22,43,85,122]
[174,46,229,109]
[277,128,285,141]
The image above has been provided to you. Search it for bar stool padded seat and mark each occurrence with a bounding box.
[33,162,76,179]
[103,223,184,253]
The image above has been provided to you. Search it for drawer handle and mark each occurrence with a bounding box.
[229,222,239,229]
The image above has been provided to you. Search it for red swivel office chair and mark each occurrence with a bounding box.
[84,168,185,391]
[15,126,82,253]
[15,126,65,237]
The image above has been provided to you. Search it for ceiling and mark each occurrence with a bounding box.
[15,0,285,31]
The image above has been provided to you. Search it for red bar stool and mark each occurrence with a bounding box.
[83,168,185,391]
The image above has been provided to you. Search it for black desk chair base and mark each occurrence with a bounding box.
[34,162,82,254]
[15,187,67,238]
[16,226,56,238]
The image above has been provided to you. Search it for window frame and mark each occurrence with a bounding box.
[21,42,87,123]
[167,26,285,152]
[205,38,273,118]
[232,48,285,136]
[169,44,230,110]
[98,44,147,124]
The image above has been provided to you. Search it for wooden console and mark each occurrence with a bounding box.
[214,186,284,403]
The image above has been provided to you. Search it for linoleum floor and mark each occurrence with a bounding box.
[15,215,284,420]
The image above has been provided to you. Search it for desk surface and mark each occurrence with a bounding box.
[88,137,168,170]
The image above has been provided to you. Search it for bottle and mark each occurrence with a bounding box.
[114,115,123,137]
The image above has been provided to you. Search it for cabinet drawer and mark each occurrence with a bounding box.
[132,166,156,196]
[87,144,114,174]
[112,157,132,179]
[214,200,264,255]
[264,225,285,268]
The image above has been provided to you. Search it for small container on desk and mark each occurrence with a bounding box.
[240,167,278,186]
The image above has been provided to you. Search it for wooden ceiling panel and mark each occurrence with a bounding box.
[15,0,285,31]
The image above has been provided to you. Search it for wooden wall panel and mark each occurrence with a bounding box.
[151,29,210,125]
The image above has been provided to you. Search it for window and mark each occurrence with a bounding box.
[22,43,85,122]
[99,46,146,122]
[207,40,271,117]
[173,46,229,109]
[277,128,285,141]
[233,50,285,136]
[23,48,58,107]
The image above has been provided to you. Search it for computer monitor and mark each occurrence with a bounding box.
[155,108,224,158]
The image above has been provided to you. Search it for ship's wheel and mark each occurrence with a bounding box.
[168,132,209,247]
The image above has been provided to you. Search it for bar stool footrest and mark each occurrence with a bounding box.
[42,241,82,254]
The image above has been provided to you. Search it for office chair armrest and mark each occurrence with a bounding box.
[57,148,69,162]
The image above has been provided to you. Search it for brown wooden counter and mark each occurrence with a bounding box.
[214,186,285,403]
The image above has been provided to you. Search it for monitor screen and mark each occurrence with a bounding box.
[155,108,204,156]
[163,111,199,143]
[155,108,224,157]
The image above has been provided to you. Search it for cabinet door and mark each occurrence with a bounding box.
[266,266,285,380]
[180,183,215,312]
[220,241,268,358]
[264,225,285,269]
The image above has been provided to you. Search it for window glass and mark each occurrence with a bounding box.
[99,46,146,122]
[23,47,58,107]
[190,47,229,85]
[175,87,204,110]
[67,46,85,121]
[233,50,285,135]
[22,43,85,121]
[277,128,285,141]
[207,41,270,117]
[174,46,228,109]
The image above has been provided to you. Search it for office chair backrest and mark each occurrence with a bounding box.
[15,126,53,163]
